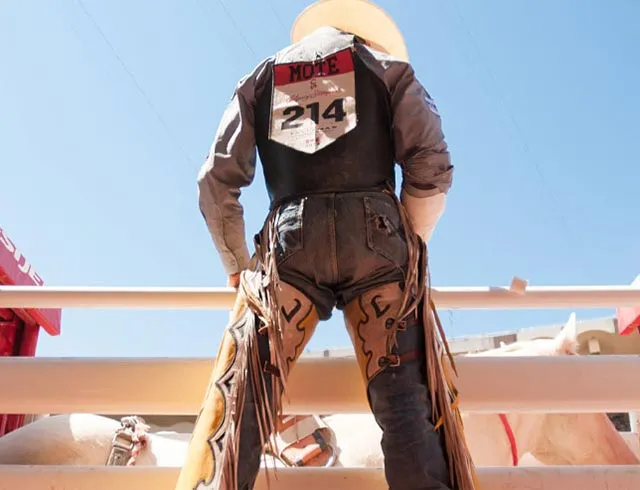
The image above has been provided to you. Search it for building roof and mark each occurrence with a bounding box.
[301,315,618,358]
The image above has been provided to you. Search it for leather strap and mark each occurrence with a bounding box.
[269,415,336,467]
[498,413,518,466]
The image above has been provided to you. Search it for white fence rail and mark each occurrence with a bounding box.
[0,466,638,490]
[2,283,640,488]
[2,283,640,309]
[2,355,640,414]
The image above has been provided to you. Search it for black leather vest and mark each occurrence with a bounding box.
[254,30,395,206]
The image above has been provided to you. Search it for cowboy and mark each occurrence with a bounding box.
[175,1,477,489]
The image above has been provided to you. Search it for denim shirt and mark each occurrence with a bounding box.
[197,27,453,275]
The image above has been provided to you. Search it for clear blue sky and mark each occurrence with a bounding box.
[1,0,638,358]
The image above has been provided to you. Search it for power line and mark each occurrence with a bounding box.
[75,0,195,166]
[206,0,289,61]
[215,0,258,59]
[265,0,287,30]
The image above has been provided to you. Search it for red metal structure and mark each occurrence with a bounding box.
[0,226,61,435]
[616,276,640,336]
[617,306,640,335]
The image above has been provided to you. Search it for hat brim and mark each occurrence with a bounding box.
[291,0,409,62]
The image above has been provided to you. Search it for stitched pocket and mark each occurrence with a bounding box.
[364,195,408,267]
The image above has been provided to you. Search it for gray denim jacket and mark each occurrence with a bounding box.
[197,27,453,275]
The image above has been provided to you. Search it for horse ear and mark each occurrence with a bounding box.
[554,312,578,353]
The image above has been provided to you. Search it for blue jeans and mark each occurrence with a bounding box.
[237,191,452,490]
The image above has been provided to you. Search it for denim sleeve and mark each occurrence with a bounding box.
[197,57,272,275]
[354,44,453,198]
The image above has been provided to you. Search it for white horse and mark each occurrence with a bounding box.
[0,314,637,468]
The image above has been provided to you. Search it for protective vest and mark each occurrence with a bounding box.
[254,29,395,206]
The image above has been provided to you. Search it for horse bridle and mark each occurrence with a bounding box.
[498,413,519,466]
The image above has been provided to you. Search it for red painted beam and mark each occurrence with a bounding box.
[0,227,61,335]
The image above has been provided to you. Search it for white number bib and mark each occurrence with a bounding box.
[268,48,357,154]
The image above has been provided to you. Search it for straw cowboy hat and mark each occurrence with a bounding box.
[291,0,409,62]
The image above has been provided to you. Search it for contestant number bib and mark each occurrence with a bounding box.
[269,48,357,154]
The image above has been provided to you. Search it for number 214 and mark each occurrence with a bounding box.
[281,98,346,130]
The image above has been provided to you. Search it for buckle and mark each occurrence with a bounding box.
[387,354,401,367]
[106,430,134,466]
[312,429,337,467]
[377,354,400,368]
[322,444,336,467]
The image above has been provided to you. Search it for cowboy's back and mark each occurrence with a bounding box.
[197,27,451,280]
[185,3,476,490]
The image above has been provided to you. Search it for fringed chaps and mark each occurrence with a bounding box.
[174,193,478,490]
[174,207,318,490]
